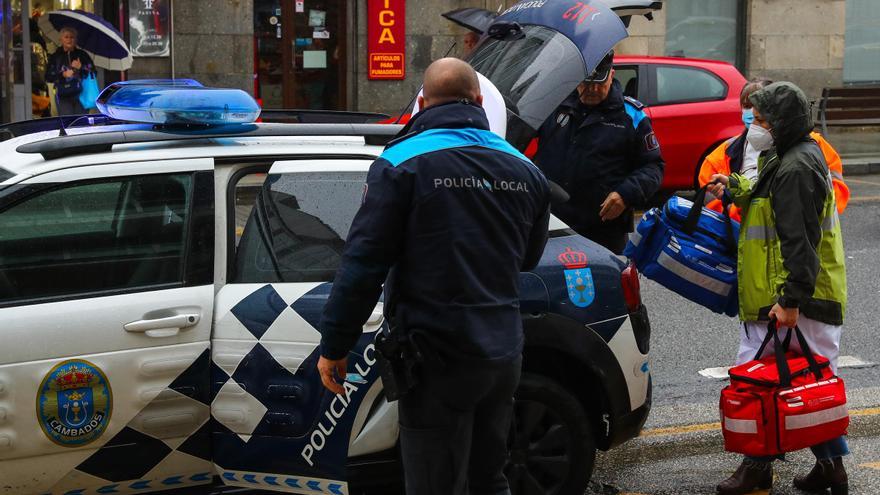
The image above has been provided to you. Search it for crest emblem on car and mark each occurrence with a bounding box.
[558,247,594,308]
[37,360,112,447]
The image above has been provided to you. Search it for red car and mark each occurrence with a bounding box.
[612,55,748,191]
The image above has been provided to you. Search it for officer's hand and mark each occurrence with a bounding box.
[318,356,347,395]
[707,174,728,198]
[599,192,627,221]
[62,69,74,79]
[769,303,799,328]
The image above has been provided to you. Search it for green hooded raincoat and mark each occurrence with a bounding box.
[728,82,846,325]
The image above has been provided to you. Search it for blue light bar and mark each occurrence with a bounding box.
[96,80,261,125]
[108,79,204,88]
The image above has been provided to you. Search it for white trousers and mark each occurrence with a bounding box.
[736,316,843,374]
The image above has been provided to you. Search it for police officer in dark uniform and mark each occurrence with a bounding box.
[533,51,664,254]
[317,58,550,495]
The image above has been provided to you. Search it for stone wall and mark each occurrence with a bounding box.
[614,12,666,57]
[128,0,253,93]
[745,0,846,101]
[613,0,847,102]
[353,0,482,115]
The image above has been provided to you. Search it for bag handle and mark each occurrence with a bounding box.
[753,320,792,360]
[790,324,826,380]
[768,323,794,387]
[763,319,825,386]
[683,184,737,253]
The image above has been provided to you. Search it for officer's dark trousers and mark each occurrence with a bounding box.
[398,355,522,495]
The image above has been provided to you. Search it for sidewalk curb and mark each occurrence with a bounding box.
[842,159,880,176]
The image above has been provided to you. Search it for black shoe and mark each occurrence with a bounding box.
[793,457,848,495]
[717,458,773,495]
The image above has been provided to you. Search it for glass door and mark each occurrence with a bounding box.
[254,0,346,110]
[290,0,344,110]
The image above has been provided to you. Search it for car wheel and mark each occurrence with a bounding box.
[506,373,596,495]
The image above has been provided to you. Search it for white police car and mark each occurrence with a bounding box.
[0,81,651,495]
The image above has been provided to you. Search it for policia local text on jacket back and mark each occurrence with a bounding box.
[319,100,551,363]
[533,79,664,253]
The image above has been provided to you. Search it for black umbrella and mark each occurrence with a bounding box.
[441,7,497,34]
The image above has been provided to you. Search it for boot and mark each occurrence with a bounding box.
[716,458,773,495]
[793,457,848,495]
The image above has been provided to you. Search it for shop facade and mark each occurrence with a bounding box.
[2,0,878,124]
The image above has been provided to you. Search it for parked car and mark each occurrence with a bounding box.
[612,55,748,191]
[0,81,651,495]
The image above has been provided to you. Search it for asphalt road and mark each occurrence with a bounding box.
[588,173,880,494]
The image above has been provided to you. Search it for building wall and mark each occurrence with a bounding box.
[122,0,848,113]
[128,0,253,93]
[746,0,846,101]
[353,0,527,114]
[616,0,847,101]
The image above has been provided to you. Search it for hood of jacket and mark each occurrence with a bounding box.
[748,81,813,155]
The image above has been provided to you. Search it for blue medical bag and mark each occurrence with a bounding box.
[624,187,740,316]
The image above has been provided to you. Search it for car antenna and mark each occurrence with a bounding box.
[57,116,68,136]
[393,41,457,125]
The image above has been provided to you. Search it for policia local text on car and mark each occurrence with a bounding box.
[316,58,551,495]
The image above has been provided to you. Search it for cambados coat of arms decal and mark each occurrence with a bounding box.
[37,359,112,447]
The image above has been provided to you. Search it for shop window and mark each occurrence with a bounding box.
[844,0,880,83]
[665,0,743,67]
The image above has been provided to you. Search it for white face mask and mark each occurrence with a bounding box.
[746,123,774,151]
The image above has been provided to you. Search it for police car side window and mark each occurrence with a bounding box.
[655,65,727,105]
[0,174,192,304]
[233,171,366,283]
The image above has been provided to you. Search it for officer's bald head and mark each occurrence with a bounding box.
[419,58,483,109]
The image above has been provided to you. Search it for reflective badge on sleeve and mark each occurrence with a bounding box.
[644,132,660,151]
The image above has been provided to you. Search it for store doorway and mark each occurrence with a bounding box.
[254,0,346,110]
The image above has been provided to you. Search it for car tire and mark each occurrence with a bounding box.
[507,373,596,495]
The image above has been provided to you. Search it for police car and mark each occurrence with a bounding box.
[0,81,651,495]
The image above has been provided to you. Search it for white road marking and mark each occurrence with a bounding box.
[698,355,876,380]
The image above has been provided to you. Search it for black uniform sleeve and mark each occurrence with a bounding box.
[522,200,550,271]
[319,159,413,359]
[615,115,665,207]
[771,163,826,308]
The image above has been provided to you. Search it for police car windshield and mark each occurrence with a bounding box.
[468,25,585,132]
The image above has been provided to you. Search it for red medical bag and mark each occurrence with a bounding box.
[720,323,849,457]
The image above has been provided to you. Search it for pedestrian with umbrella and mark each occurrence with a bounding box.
[44,26,95,115]
[39,9,132,115]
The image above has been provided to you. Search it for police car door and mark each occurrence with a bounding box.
[213,159,388,494]
[0,159,215,495]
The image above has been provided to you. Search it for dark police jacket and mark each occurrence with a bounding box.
[533,80,664,235]
[320,101,551,362]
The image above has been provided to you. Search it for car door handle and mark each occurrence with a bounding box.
[124,314,200,338]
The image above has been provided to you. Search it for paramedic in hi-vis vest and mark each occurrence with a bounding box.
[708,82,848,495]
[698,77,849,222]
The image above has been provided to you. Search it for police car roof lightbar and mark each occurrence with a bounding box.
[96,80,261,125]
[17,123,403,160]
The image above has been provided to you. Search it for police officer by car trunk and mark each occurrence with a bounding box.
[317,58,550,495]
[533,51,664,254]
